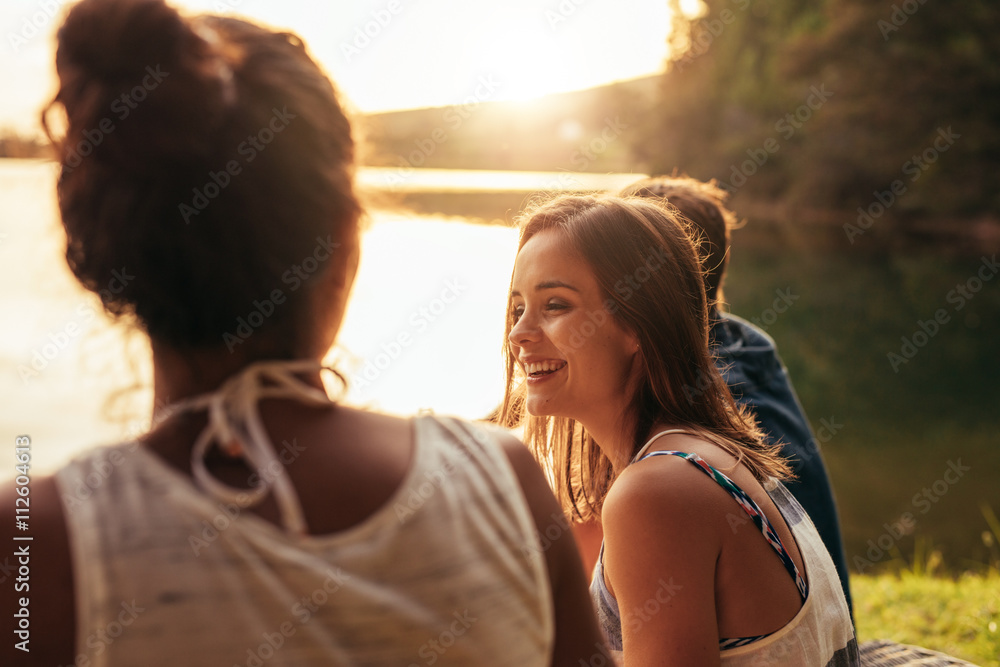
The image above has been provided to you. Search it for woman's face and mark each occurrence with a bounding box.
[508,229,639,425]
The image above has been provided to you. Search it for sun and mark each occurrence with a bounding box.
[449,1,670,107]
[465,7,572,103]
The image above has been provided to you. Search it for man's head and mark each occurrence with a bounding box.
[621,176,736,307]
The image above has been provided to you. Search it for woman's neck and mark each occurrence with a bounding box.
[585,415,689,476]
[579,412,638,476]
[150,342,324,410]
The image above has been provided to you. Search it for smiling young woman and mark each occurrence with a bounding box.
[499,195,859,665]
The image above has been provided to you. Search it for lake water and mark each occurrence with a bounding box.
[0,159,641,475]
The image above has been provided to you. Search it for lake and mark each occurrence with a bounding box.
[0,158,642,475]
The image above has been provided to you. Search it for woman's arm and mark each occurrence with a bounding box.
[498,434,608,667]
[571,519,604,576]
[0,474,76,666]
[602,457,725,667]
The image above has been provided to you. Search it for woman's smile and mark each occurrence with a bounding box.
[522,359,568,382]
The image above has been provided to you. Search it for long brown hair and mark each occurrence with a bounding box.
[499,195,790,521]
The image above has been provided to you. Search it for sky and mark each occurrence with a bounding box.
[0,0,682,135]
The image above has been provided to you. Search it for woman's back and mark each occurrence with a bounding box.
[57,396,555,666]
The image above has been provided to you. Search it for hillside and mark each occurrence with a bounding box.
[358,75,659,174]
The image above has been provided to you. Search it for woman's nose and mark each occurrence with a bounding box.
[509,312,540,347]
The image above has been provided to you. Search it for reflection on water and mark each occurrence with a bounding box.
[0,160,531,475]
[358,166,647,193]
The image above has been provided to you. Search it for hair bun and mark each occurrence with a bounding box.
[54,0,236,166]
[50,0,361,352]
[57,0,203,83]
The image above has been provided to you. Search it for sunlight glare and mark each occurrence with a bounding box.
[0,0,674,126]
[469,7,570,102]
[679,0,707,19]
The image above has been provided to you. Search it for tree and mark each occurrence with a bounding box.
[642,0,1000,240]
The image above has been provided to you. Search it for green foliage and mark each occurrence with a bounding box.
[360,77,658,174]
[648,0,1000,240]
[722,241,1000,570]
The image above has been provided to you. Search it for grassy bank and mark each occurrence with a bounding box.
[854,569,1000,666]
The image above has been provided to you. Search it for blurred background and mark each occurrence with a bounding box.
[1,0,998,660]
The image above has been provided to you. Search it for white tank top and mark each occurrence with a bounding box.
[591,430,859,665]
[55,361,554,666]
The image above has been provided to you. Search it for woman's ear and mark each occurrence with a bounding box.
[626,329,645,390]
[627,329,641,357]
[341,230,361,292]
[312,226,361,357]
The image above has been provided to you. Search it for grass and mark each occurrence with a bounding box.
[853,568,1000,666]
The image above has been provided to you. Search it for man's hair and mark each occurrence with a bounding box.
[620,177,736,307]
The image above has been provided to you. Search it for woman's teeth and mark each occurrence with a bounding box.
[525,361,567,376]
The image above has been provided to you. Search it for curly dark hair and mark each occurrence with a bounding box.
[43,0,360,357]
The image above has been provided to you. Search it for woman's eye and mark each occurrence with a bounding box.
[511,301,567,322]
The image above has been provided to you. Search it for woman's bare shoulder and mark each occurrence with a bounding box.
[0,473,76,664]
[603,438,739,546]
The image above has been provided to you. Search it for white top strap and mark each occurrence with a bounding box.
[153,359,339,535]
[631,428,691,463]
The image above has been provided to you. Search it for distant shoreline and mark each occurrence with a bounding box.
[3,158,995,251]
